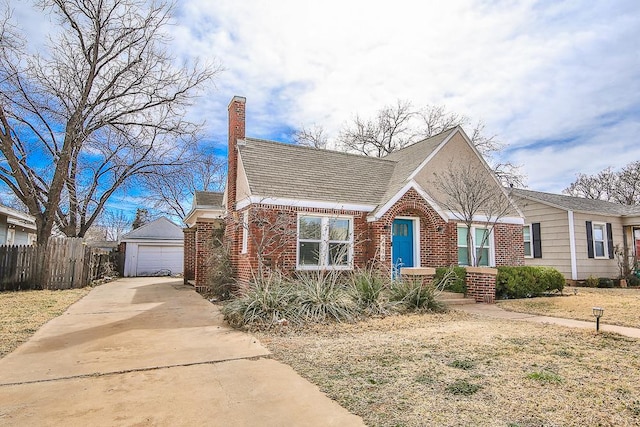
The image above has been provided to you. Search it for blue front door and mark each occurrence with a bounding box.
[392,219,414,276]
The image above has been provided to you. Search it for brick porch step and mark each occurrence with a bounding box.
[437,291,475,306]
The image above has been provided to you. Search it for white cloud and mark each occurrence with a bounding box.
[10,0,640,194]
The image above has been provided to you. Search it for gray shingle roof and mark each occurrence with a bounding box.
[381,129,455,202]
[194,191,224,209]
[121,217,183,240]
[238,130,455,209]
[239,138,395,206]
[511,188,640,216]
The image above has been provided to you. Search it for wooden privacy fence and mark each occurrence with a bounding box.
[0,237,111,291]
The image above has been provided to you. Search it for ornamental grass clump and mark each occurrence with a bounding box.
[222,273,298,328]
[296,270,357,323]
[389,277,444,312]
[349,267,388,316]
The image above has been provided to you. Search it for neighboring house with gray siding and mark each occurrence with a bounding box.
[0,204,37,246]
[511,188,640,281]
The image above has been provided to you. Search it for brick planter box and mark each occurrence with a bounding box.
[465,267,497,303]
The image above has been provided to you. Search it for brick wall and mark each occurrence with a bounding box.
[466,267,497,303]
[493,223,525,266]
[226,203,371,285]
[194,219,224,288]
[226,96,245,213]
[371,188,456,272]
[183,227,196,284]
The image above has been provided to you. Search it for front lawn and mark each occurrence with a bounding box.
[256,311,640,427]
[0,288,90,358]
[498,286,640,328]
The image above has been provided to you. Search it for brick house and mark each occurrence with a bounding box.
[185,96,525,301]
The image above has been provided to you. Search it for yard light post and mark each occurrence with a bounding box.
[592,307,604,332]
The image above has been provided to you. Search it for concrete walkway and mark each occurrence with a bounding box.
[0,278,364,426]
[457,303,640,338]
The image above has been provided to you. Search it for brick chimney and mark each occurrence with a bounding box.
[227,96,246,213]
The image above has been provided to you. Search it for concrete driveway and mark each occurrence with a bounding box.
[0,278,364,426]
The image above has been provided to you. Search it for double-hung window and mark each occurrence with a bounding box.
[457,225,493,267]
[523,225,532,258]
[586,221,613,259]
[592,223,607,258]
[298,215,353,269]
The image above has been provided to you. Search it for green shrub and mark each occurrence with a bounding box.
[222,274,298,328]
[434,266,467,293]
[597,277,614,288]
[627,275,640,287]
[585,275,599,287]
[296,271,357,323]
[496,266,537,299]
[389,277,444,312]
[496,266,565,299]
[539,267,565,293]
[349,268,388,315]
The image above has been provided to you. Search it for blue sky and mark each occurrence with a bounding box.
[7,0,640,216]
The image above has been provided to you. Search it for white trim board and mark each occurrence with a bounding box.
[568,210,578,280]
[236,196,376,213]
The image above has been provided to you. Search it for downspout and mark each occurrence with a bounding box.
[567,210,578,280]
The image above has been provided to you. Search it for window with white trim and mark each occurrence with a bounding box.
[457,225,493,267]
[298,215,353,269]
[241,211,248,254]
[523,225,532,258]
[592,222,607,258]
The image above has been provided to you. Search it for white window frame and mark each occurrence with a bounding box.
[241,211,248,254]
[591,222,608,259]
[457,225,495,267]
[523,224,532,258]
[296,213,354,270]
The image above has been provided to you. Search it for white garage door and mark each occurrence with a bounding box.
[135,245,183,276]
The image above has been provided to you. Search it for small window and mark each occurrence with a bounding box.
[592,223,606,258]
[298,215,353,269]
[241,211,248,254]
[523,225,532,258]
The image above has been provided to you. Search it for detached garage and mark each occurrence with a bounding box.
[121,217,184,277]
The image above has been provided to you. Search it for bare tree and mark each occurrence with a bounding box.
[293,124,328,149]
[328,100,525,186]
[432,162,514,266]
[0,0,219,244]
[237,204,298,279]
[141,146,226,219]
[99,209,131,241]
[339,100,416,157]
[564,161,640,206]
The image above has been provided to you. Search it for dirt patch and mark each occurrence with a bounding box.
[256,311,640,427]
[0,287,91,358]
[498,286,640,328]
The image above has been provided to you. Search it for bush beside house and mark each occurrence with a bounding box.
[495,266,565,299]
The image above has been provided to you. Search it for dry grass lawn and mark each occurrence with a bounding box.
[498,286,640,328]
[0,288,90,358]
[257,311,640,427]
